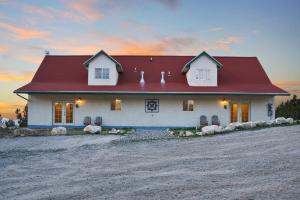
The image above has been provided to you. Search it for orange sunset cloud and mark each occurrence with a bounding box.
[0,22,50,40]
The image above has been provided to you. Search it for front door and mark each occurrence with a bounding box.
[230,102,250,123]
[230,103,238,123]
[53,101,74,125]
[241,103,249,122]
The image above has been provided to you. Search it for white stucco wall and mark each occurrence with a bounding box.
[28,94,275,128]
[186,55,218,86]
[88,54,118,86]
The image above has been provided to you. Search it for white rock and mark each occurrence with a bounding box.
[179,131,185,137]
[195,132,203,136]
[229,122,244,129]
[168,131,174,135]
[83,125,101,134]
[14,120,20,128]
[202,125,222,135]
[275,117,288,125]
[267,120,276,126]
[254,121,266,127]
[223,125,235,132]
[108,128,120,134]
[243,122,256,129]
[185,131,194,137]
[286,118,294,124]
[51,127,67,135]
[0,117,9,128]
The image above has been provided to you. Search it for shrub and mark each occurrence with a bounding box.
[5,120,15,128]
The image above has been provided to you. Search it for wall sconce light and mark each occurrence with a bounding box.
[76,97,82,108]
[222,98,228,109]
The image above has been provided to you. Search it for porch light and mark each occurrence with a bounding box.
[76,97,82,108]
[222,98,228,109]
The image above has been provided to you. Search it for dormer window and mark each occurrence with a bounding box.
[95,68,109,79]
[195,69,210,81]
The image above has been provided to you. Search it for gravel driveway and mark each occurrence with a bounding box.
[0,125,300,200]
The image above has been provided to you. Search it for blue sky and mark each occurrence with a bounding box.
[0,0,299,118]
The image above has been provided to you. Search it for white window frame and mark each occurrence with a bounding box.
[95,68,109,79]
[183,100,194,111]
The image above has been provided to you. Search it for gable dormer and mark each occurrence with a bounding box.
[84,50,123,86]
[182,51,222,87]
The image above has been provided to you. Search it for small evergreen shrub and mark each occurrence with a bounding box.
[5,120,15,128]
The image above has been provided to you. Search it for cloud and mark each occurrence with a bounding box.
[156,0,179,10]
[0,44,10,55]
[203,36,242,51]
[274,81,300,88]
[44,29,242,55]
[0,71,33,82]
[22,1,102,23]
[19,55,43,64]
[0,22,50,40]
[63,0,103,21]
[208,27,224,32]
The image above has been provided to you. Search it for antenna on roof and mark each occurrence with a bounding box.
[45,50,50,55]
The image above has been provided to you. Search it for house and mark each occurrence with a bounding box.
[14,50,289,128]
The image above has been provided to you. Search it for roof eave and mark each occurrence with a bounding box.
[83,50,123,73]
[14,90,291,96]
[181,51,223,73]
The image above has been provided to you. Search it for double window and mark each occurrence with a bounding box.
[111,99,122,111]
[95,68,109,79]
[183,100,194,111]
[195,69,210,81]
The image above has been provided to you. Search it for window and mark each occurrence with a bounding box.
[204,69,210,80]
[195,69,210,80]
[111,99,122,111]
[95,68,109,79]
[183,100,194,111]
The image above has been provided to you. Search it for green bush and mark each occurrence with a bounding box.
[276,95,300,120]
[5,120,15,128]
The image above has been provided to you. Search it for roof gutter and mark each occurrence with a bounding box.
[13,90,290,96]
[15,93,30,101]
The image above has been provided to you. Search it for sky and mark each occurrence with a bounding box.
[0,0,300,119]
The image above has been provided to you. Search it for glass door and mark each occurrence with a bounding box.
[241,103,249,122]
[230,103,238,123]
[53,101,74,125]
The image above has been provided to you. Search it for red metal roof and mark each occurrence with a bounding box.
[14,55,288,95]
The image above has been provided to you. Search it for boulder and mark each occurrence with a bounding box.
[286,118,294,124]
[51,127,67,135]
[108,128,120,134]
[83,125,101,134]
[242,122,256,129]
[185,130,194,137]
[223,124,235,132]
[14,120,20,128]
[267,119,276,126]
[254,121,266,127]
[202,125,222,135]
[229,122,244,129]
[275,117,288,125]
[195,132,204,136]
[0,117,9,128]
[179,131,185,137]
[13,128,36,137]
